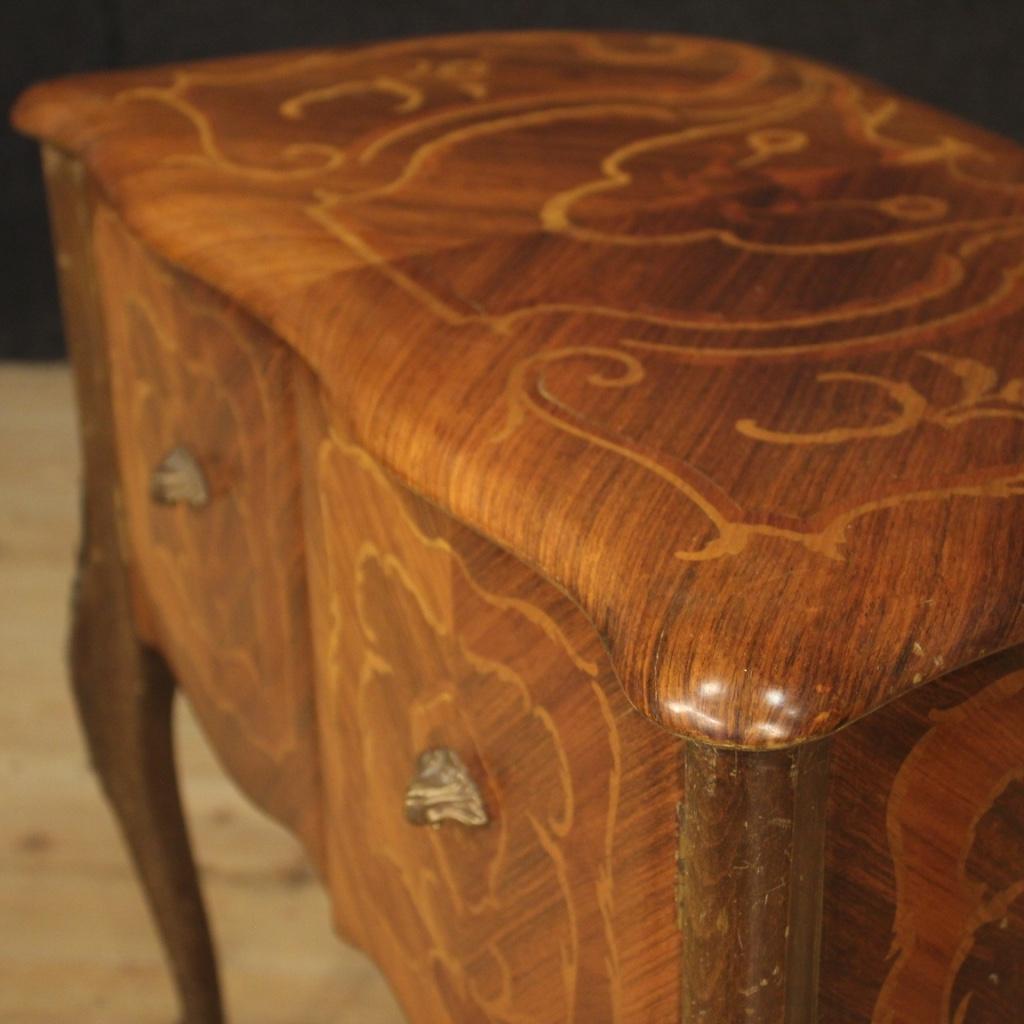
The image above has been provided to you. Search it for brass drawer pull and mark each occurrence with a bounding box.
[150,446,210,508]
[404,748,488,828]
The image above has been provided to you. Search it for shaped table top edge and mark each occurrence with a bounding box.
[14,30,1024,749]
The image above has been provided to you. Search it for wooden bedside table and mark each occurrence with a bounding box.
[12,31,1024,1023]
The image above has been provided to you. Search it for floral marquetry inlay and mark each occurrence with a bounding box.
[16,30,1024,744]
[23,31,1024,1024]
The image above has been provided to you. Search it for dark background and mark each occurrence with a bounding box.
[3,0,1023,359]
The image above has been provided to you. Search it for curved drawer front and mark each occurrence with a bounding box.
[93,206,321,855]
[298,382,684,1023]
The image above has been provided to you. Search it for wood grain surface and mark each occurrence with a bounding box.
[14,31,1024,745]
[42,145,225,1023]
[91,203,323,859]
[9,351,1024,1023]
[680,740,829,1022]
[14,30,1024,1024]
[822,647,1024,1024]
[297,361,1024,1022]
[297,375,683,1023]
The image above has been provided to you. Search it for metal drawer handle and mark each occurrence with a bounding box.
[150,446,210,508]
[404,748,488,828]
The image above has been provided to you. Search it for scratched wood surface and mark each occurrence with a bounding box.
[681,740,829,1022]
[14,31,1024,746]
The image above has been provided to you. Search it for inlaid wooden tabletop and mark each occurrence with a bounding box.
[15,31,1024,747]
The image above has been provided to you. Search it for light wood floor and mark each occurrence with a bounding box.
[0,363,405,1023]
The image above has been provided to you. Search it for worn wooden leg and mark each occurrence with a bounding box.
[680,739,830,1023]
[44,143,224,1024]
[71,550,224,1024]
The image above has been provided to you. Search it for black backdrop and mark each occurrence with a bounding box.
[3,0,1022,358]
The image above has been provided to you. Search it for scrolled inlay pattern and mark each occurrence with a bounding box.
[18,29,1024,748]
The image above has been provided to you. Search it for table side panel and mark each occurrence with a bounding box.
[13,32,1024,747]
[823,648,1024,1023]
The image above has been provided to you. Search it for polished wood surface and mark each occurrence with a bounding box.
[14,31,1024,745]
[91,202,323,858]
[13,30,1024,1024]
[298,377,683,1022]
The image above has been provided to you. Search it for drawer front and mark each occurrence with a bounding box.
[298,381,684,1023]
[93,207,321,856]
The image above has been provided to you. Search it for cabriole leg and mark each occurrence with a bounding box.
[70,558,224,1024]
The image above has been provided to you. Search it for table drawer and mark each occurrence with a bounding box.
[298,383,685,1024]
[93,207,321,855]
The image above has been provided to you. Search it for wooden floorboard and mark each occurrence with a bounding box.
[0,362,405,1023]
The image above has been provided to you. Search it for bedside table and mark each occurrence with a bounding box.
[13,31,1024,1023]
